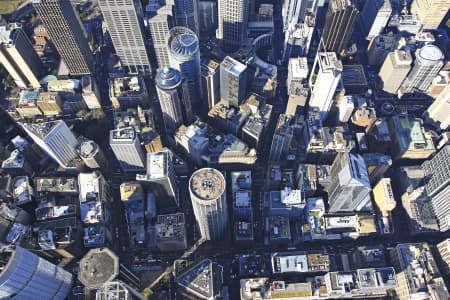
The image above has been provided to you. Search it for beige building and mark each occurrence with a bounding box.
[437,239,450,275]
[37,92,63,116]
[425,79,450,130]
[373,178,396,213]
[379,50,412,94]
[411,0,450,30]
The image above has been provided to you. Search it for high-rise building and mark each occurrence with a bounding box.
[145,2,174,70]
[269,114,294,161]
[168,27,202,113]
[33,0,93,75]
[0,25,42,89]
[0,245,73,299]
[77,140,108,170]
[287,57,308,96]
[217,0,249,51]
[424,82,450,130]
[174,0,199,35]
[198,1,218,34]
[360,0,392,40]
[189,168,228,240]
[309,52,343,122]
[282,0,316,29]
[136,149,179,208]
[437,239,450,275]
[220,56,247,107]
[98,0,151,74]
[155,67,191,132]
[411,0,450,30]
[201,59,220,113]
[20,120,78,168]
[400,45,444,94]
[422,145,450,232]
[320,0,358,54]
[110,127,145,171]
[327,152,372,212]
[379,50,412,94]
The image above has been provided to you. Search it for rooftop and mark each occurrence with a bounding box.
[176,259,222,299]
[110,77,141,97]
[155,213,186,240]
[12,176,33,205]
[78,140,100,158]
[79,248,119,288]
[20,120,62,139]
[190,168,225,201]
[269,216,291,241]
[120,182,144,202]
[146,150,169,179]
[221,56,247,76]
[231,171,252,192]
[1,150,25,169]
[110,127,136,141]
[35,177,78,193]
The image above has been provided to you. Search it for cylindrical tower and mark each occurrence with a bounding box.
[77,139,108,170]
[155,67,192,132]
[167,27,202,114]
[189,168,228,241]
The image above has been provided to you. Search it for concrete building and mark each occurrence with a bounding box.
[77,140,108,170]
[120,182,146,248]
[81,75,102,109]
[422,145,450,232]
[287,57,308,97]
[327,152,372,213]
[379,50,412,94]
[321,0,358,54]
[155,213,187,251]
[198,1,217,34]
[34,0,93,75]
[174,0,199,35]
[155,67,191,132]
[220,56,247,107]
[189,168,228,240]
[201,59,220,112]
[424,80,450,130]
[0,245,73,299]
[217,0,249,51]
[373,178,396,213]
[136,149,179,208]
[309,52,343,122]
[400,45,444,94]
[109,76,148,110]
[20,120,78,168]
[282,18,314,62]
[363,153,392,186]
[271,251,330,274]
[436,239,450,275]
[1,150,33,177]
[269,114,294,161]
[110,127,145,171]
[168,27,202,113]
[411,0,450,30]
[360,0,391,40]
[388,115,435,161]
[366,32,403,66]
[98,0,151,74]
[0,25,42,89]
[36,92,63,116]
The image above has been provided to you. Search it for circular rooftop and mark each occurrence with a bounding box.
[79,140,98,157]
[169,27,199,58]
[417,45,444,66]
[189,168,225,201]
[155,67,182,90]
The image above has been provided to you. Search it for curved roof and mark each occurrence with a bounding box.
[416,45,443,66]
[155,67,182,90]
[169,27,199,59]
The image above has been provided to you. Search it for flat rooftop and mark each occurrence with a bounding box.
[146,150,169,179]
[110,127,136,141]
[177,259,219,299]
[79,248,119,288]
[190,168,225,201]
[35,177,78,193]
[222,56,246,76]
[155,213,186,240]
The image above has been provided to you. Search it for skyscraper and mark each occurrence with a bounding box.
[309,52,342,122]
[411,0,450,30]
[422,145,450,232]
[0,25,42,89]
[0,245,73,299]
[360,0,392,40]
[168,27,202,113]
[424,82,450,130]
[400,45,444,94]
[282,0,317,29]
[201,59,220,113]
[136,149,179,208]
[320,0,358,54]
[33,0,93,75]
[269,114,294,161]
[217,0,249,51]
[379,50,412,94]
[327,152,372,212]
[220,56,247,107]
[155,67,191,133]
[110,127,145,171]
[189,168,228,240]
[98,0,151,74]
[174,0,199,35]
[20,120,79,168]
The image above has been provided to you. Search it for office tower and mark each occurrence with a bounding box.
[174,0,199,35]
[34,0,93,75]
[422,145,450,232]
[282,21,314,63]
[168,27,202,113]
[327,152,372,212]
[220,56,247,107]
[411,0,450,30]
[309,52,342,122]
[20,120,78,168]
[189,168,228,240]
[155,67,191,132]
[0,245,73,299]
[110,127,145,171]
[98,0,151,74]
[287,57,308,96]
[0,26,42,89]
[360,0,392,40]
[217,0,249,51]
[81,75,102,109]
[201,59,220,112]
[136,149,179,208]
[437,239,450,275]
[282,0,317,29]
[320,0,358,54]
[424,83,450,130]
[198,1,218,34]
[145,2,174,70]
[77,140,108,170]
[269,114,293,161]
[400,45,444,94]
[379,50,412,94]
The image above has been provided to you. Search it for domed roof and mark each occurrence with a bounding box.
[417,45,444,66]
[170,32,199,57]
[155,67,182,90]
